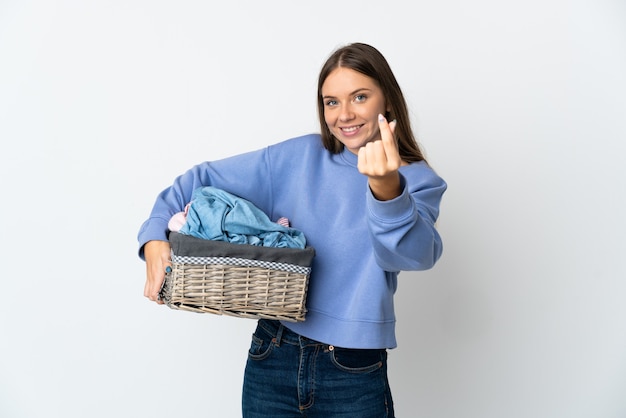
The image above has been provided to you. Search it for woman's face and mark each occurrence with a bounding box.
[321,67,389,155]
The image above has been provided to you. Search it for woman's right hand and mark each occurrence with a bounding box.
[143,240,172,304]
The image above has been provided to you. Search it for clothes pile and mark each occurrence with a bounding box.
[168,186,306,249]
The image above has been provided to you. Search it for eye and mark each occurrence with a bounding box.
[354,94,367,102]
[325,99,338,107]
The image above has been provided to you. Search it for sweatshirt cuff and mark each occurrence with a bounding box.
[137,218,170,259]
[366,174,413,222]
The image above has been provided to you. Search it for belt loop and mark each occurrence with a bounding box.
[273,323,284,347]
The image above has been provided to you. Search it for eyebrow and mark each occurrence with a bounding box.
[322,88,373,99]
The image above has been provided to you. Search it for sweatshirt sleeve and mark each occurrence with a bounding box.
[137,147,273,259]
[366,163,447,272]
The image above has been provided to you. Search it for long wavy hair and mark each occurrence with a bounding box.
[317,43,426,163]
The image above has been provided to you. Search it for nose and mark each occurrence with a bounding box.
[338,103,355,122]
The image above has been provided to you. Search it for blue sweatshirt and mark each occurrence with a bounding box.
[137,134,447,349]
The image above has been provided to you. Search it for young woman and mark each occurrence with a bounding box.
[138,42,447,417]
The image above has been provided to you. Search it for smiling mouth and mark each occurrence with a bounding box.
[340,124,363,133]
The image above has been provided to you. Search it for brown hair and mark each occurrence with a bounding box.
[317,43,426,163]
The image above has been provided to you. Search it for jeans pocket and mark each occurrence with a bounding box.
[330,347,385,374]
[247,330,275,361]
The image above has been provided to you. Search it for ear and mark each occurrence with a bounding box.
[385,102,392,116]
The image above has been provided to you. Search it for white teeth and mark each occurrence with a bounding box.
[342,126,358,132]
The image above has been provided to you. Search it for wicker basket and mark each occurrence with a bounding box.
[159,231,315,322]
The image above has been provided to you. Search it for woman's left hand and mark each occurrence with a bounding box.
[357,114,403,201]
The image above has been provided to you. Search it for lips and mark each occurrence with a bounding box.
[340,124,363,135]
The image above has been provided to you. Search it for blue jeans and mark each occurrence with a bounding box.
[242,319,395,417]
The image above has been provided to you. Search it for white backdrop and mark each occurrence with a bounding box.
[1,1,625,417]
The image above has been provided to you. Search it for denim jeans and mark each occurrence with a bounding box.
[242,319,395,417]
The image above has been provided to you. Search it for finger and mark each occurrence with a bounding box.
[357,145,368,173]
[144,279,150,299]
[358,140,389,176]
[377,114,393,143]
[155,264,170,305]
[145,262,168,304]
[378,114,402,168]
[143,240,172,304]
[378,114,400,158]
[389,119,397,134]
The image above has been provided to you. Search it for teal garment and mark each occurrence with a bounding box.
[179,186,306,249]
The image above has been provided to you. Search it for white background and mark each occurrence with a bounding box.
[1,1,625,417]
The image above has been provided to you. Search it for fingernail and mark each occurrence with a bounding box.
[378,114,385,122]
[165,266,172,273]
